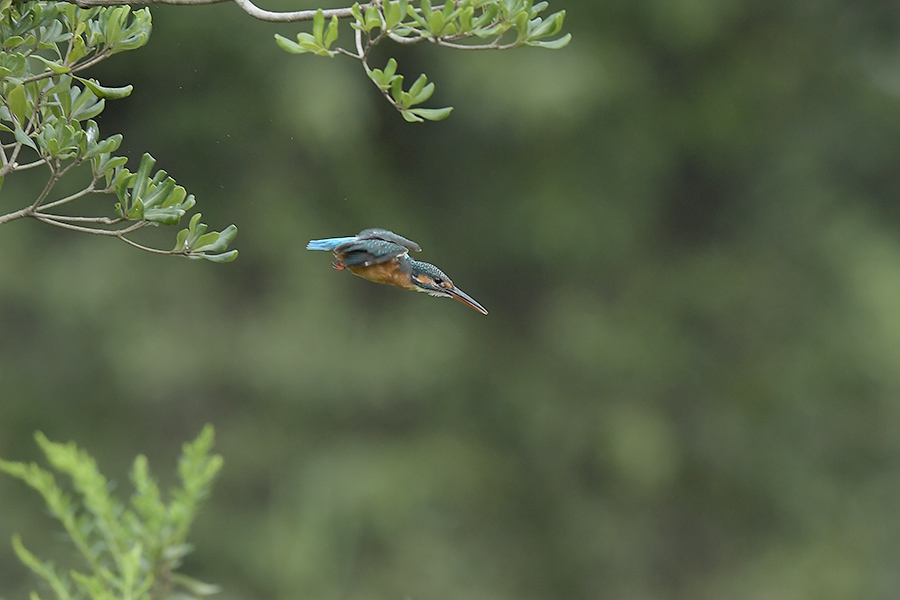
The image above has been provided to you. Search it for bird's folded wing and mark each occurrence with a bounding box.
[357,229,422,253]
[333,239,409,267]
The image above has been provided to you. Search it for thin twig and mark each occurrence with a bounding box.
[30,168,61,211]
[116,234,179,255]
[11,159,47,171]
[335,47,363,59]
[37,180,99,211]
[33,214,122,224]
[32,214,150,236]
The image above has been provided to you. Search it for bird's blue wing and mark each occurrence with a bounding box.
[357,228,422,252]
[333,239,409,267]
[306,236,358,251]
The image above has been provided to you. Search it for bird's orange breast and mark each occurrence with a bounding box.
[349,259,417,290]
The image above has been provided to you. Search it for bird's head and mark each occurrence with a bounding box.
[408,259,488,315]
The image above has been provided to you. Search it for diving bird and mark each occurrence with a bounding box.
[306,228,488,315]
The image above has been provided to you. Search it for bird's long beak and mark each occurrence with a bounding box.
[448,286,489,315]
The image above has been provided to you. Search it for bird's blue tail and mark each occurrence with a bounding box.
[306,236,357,251]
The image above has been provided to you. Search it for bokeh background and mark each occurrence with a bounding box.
[4,1,900,598]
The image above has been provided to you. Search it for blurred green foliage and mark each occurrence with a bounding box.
[0,427,222,600]
[4,1,900,600]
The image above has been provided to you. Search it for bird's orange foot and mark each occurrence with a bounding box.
[332,260,346,271]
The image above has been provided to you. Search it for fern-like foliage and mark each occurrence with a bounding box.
[0,426,223,600]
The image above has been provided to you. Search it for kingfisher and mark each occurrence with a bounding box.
[306,228,488,315]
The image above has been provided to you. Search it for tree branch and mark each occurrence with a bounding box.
[37,180,101,212]
[230,0,357,23]
[0,207,34,225]
[32,214,122,224]
[32,214,151,237]
[66,0,229,6]
[58,0,363,22]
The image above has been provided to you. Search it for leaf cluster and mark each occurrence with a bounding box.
[0,1,237,261]
[0,426,223,600]
[275,0,570,121]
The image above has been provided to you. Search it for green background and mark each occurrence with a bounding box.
[4,1,900,598]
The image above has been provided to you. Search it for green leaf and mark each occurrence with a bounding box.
[114,8,151,52]
[475,22,506,38]
[383,57,398,79]
[32,54,71,74]
[364,4,380,31]
[187,212,203,237]
[401,109,424,123]
[369,58,400,90]
[459,6,474,31]
[0,52,28,80]
[70,86,105,122]
[75,76,133,99]
[408,74,431,102]
[274,33,305,54]
[103,6,127,47]
[68,34,87,62]
[144,188,193,224]
[197,249,238,263]
[194,231,220,249]
[8,83,29,125]
[144,206,186,225]
[384,0,406,29]
[131,153,156,201]
[442,0,457,20]
[350,2,364,25]
[408,106,453,121]
[115,169,135,216]
[407,3,428,28]
[275,31,329,56]
[428,10,445,36]
[14,127,37,150]
[82,133,122,160]
[514,10,530,41]
[3,35,25,49]
[137,177,176,209]
[323,15,339,50]
[91,153,128,182]
[127,197,144,220]
[526,10,564,39]
[312,8,325,45]
[194,224,237,253]
[161,185,188,208]
[174,227,190,251]
[526,33,570,49]
[170,573,221,597]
